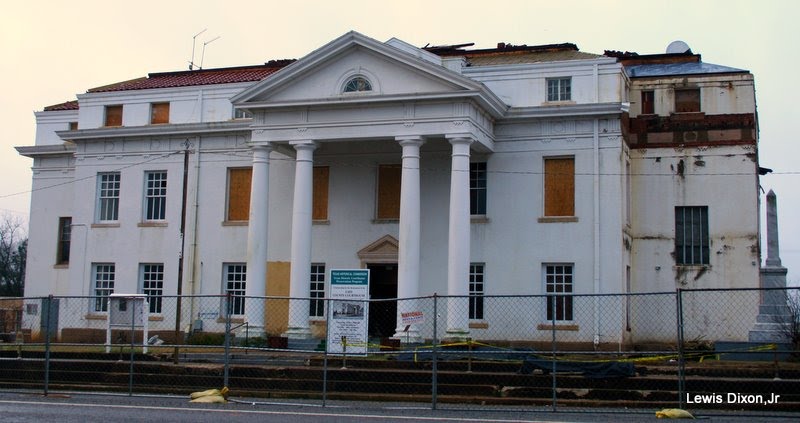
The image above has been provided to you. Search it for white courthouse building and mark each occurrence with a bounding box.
[17,33,762,346]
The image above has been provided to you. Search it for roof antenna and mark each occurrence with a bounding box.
[189,28,207,70]
[199,35,221,70]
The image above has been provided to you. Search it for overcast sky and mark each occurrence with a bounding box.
[1,0,797,284]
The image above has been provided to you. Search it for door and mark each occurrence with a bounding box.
[367,263,397,338]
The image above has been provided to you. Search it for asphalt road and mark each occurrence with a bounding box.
[0,392,797,422]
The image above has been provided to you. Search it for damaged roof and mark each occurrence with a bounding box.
[86,61,294,93]
[428,42,601,65]
[625,61,748,77]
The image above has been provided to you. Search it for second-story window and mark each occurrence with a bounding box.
[96,172,121,222]
[144,171,167,221]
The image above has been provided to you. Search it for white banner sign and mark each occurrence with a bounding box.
[327,269,370,355]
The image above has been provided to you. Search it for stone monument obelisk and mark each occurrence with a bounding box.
[749,190,790,342]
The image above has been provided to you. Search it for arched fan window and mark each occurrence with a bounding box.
[343,76,372,93]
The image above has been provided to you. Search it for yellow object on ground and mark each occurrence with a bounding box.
[189,386,229,403]
[655,408,695,419]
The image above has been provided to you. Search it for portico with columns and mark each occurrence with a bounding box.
[231,32,504,341]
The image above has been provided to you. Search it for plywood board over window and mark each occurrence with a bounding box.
[675,89,700,113]
[376,164,401,219]
[544,157,575,217]
[227,168,252,221]
[104,105,123,127]
[313,166,329,221]
[151,103,170,124]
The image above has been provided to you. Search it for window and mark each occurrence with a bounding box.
[140,264,164,314]
[143,171,167,221]
[68,122,78,131]
[104,105,123,127]
[469,263,485,320]
[227,168,252,221]
[96,172,121,222]
[56,217,71,265]
[675,206,709,265]
[224,263,247,315]
[376,164,401,219]
[544,264,573,321]
[234,109,253,119]
[641,90,655,114]
[470,162,487,215]
[343,76,372,93]
[150,102,170,124]
[313,166,329,221]
[310,263,326,318]
[547,77,571,102]
[543,157,575,217]
[93,263,115,312]
[675,88,700,113]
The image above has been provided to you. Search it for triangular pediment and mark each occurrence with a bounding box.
[357,235,399,262]
[232,31,504,115]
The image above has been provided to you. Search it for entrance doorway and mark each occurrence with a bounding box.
[367,263,397,338]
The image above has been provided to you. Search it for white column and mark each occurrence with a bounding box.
[446,136,473,338]
[245,144,272,335]
[285,140,317,339]
[394,136,424,342]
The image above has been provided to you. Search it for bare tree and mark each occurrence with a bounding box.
[0,215,27,297]
[783,289,800,354]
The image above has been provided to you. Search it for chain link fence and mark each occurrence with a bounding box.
[1,288,799,414]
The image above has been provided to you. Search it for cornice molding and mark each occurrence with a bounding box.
[55,120,252,141]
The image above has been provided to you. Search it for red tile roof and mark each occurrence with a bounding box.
[87,60,295,93]
[43,100,79,111]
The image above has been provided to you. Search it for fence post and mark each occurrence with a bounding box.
[550,295,557,412]
[676,289,686,408]
[129,298,135,396]
[224,293,232,388]
[322,297,330,407]
[432,294,438,410]
[44,295,52,396]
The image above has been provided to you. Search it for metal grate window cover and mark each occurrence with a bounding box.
[675,206,709,265]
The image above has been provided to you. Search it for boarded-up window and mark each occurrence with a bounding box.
[544,157,575,217]
[104,105,123,127]
[641,90,655,114]
[675,89,700,113]
[376,164,401,219]
[227,168,252,221]
[151,103,170,124]
[313,166,329,221]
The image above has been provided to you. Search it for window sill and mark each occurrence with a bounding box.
[138,222,168,228]
[542,100,576,106]
[85,314,108,321]
[222,221,249,227]
[53,263,69,269]
[471,215,490,224]
[537,323,579,331]
[372,218,399,224]
[217,317,244,324]
[538,216,579,223]
[313,220,330,225]
[149,315,164,321]
[91,223,120,228]
[469,322,489,329]
[674,264,711,270]
[310,319,327,326]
